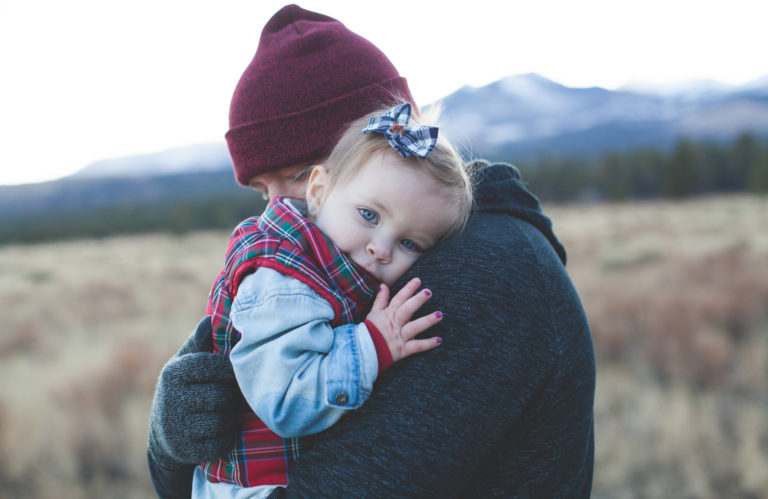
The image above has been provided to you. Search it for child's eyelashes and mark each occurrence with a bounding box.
[357,208,426,253]
[400,239,423,253]
[358,208,378,224]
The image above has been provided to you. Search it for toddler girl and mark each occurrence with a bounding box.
[193,102,473,498]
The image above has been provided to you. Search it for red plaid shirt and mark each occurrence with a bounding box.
[202,197,376,488]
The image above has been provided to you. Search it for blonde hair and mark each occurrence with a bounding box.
[320,102,473,237]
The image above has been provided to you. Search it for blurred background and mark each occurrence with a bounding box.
[1,1,767,497]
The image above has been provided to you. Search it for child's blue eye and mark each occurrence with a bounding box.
[358,208,377,223]
[400,239,422,252]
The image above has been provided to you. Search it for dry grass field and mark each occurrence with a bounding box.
[0,195,766,498]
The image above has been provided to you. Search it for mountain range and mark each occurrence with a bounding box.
[63,72,768,179]
[49,73,768,183]
[2,73,767,243]
[437,73,768,160]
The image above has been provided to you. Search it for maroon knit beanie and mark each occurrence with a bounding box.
[226,4,416,186]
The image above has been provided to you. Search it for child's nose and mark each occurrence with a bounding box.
[367,239,391,263]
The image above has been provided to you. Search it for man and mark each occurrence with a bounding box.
[148,5,595,498]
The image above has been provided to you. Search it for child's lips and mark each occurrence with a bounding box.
[359,263,379,281]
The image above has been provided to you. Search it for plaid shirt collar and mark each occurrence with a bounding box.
[258,196,377,307]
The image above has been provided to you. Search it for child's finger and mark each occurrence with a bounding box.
[388,277,421,310]
[401,310,443,339]
[403,336,442,358]
[370,283,390,312]
[393,288,434,325]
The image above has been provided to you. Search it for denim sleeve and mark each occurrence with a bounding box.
[229,268,379,438]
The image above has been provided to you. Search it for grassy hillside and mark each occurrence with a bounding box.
[0,195,766,498]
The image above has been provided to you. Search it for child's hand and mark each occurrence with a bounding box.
[365,277,443,363]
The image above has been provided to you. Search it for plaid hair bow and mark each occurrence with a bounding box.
[362,103,439,158]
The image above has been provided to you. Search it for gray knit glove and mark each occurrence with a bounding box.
[147,316,240,469]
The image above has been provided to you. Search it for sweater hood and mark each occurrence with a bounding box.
[470,160,567,265]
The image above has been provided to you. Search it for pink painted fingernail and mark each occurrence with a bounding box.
[435,311,442,318]
[424,289,431,296]
[436,337,443,344]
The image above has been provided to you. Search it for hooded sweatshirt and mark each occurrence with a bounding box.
[280,161,595,498]
[148,161,595,498]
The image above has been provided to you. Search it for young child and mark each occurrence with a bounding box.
[193,102,473,498]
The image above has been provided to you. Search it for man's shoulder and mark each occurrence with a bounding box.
[412,207,585,345]
[441,210,562,275]
[414,214,564,313]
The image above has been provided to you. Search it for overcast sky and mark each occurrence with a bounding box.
[1,0,766,185]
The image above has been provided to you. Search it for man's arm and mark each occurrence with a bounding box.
[147,316,241,498]
[263,297,534,499]
[283,233,551,496]
[284,214,594,498]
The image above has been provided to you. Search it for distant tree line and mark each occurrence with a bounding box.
[0,171,267,245]
[0,194,266,244]
[2,133,766,245]
[515,132,768,203]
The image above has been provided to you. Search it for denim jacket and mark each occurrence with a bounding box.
[192,267,381,498]
[230,266,380,437]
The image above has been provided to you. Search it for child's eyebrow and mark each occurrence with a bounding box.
[363,197,391,218]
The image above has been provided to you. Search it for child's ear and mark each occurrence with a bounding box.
[306,166,328,215]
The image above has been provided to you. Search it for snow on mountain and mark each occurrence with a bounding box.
[437,73,768,159]
[496,73,575,113]
[440,74,658,149]
[620,78,734,100]
[61,72,768,180]
[738,75,768,96]
[74,142,231,178]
